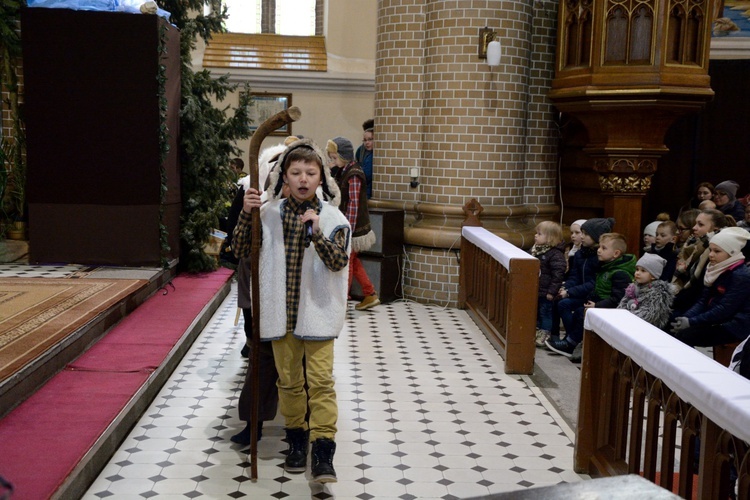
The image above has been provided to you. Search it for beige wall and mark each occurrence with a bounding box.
[245,89,374,153]
[195,1,377,166]
[326,0,377,62]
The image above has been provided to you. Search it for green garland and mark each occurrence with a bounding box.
[157,21,170,268]
[158,0,253,272]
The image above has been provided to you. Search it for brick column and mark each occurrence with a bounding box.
[374,0,559,306]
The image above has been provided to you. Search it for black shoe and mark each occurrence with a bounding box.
[570,342,583,363]
[311,438,337,483]
[284,428,309,473]
[230,422,263,446]
[240,344,249,358]
[545,337,576,357]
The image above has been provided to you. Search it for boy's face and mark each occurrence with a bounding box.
[634,266,655,285]
[283,159,322,202]
[643,233,656,247]
[597,239,621,263]
[581,231,596,248]
[745,206,750,224]
[654,227,675,248]
[327,153,346,169]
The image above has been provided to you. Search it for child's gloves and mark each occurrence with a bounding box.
[670,317,690,333]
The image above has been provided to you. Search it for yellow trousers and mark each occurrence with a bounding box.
[272,334,337,441]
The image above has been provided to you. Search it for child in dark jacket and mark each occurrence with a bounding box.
[671,227,750,347]
[547,218,611,347]
[547,232,636,362]
[531,221,567,347]
[645,220,678,282]
[617,253,673,329]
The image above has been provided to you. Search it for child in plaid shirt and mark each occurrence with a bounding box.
[233,139,350,483]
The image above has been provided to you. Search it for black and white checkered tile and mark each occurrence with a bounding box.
[0,263,84,278]
[83,284,585,499]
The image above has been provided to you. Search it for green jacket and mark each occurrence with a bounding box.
[592,254,637,308]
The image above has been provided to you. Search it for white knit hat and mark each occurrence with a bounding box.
[571,219,587,229]
[643,221,661,238]
[709,227,750,256]
[636,253,666,279]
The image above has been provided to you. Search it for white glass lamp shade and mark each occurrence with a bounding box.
[486,40,501,67]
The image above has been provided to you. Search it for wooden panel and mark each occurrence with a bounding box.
[203,33,327,71]
[22,8,181,266]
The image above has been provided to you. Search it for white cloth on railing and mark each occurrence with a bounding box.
[584,308,750,443]
[461,226,536,269]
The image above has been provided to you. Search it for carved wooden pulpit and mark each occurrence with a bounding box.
[549,0,717,251]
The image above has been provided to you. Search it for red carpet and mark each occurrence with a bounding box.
[642,471,698,499]
[0,269,233,499]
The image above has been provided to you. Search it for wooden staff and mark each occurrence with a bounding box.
[247,105,301,480]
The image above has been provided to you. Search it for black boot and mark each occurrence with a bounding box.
[230,422,263,446]
[311,438,337,483]
[284,428,308,473]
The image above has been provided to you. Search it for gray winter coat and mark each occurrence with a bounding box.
[617,279,674,329]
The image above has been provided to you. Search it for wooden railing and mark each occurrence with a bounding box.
[458,226,539,374]
[578,309,750,499]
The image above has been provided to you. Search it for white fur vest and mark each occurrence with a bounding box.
[258,199,351,341]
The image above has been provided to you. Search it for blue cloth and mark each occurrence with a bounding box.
[557,297,586,344]
[355,145,373,198]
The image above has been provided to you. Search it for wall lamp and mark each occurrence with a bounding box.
[409,167,420,188]
[478,27,501,67]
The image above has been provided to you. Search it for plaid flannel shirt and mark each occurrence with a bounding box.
[342,161,361,233]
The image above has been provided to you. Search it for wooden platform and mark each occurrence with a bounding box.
[0,266,234,499]
[0,266,177,419]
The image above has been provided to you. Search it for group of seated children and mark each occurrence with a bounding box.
[532,186,750,364]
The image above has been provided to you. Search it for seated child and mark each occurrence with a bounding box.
[642,220,660,255]
[546,232,636,362]
[531,221,567,347]
[566,219,586,271]
[674,209,699,252]
[645,220,678,282]
[671,209,733,316]
[548,218,609,344]
[617,253,673,329]
[671,227,750,348]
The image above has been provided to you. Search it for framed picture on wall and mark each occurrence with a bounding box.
[249,93,292,136]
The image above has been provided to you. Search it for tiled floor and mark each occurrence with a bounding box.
[0,262,85,278]
[80,282,586,499]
